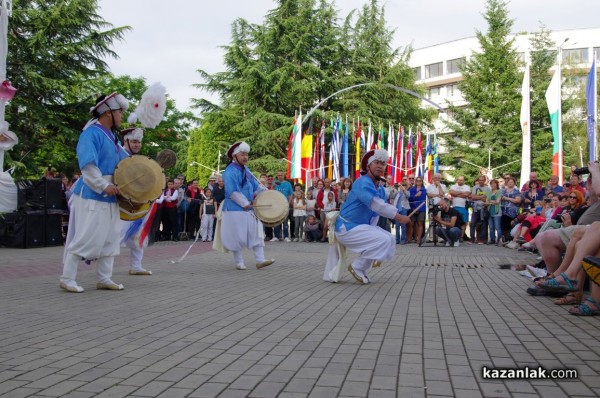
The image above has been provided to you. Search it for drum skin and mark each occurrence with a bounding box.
[114,156,165,221]
[253,190,289,227]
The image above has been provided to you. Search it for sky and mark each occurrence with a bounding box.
[98,0,600,114]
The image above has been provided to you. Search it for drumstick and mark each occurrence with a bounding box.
[407,202,425,218]
[252,204,273,208]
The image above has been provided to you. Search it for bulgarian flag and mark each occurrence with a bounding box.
[545,70,563,184]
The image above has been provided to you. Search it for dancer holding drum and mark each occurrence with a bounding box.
[324,149,411,284]
[118,127,154,276]
[60,92,130,292]
[218,141,274,270]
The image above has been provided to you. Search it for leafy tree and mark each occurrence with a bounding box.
[192,0,430,181]
[444,0,522,181]
[6,0,131,179]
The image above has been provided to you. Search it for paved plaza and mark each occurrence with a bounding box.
[1,238,599,398]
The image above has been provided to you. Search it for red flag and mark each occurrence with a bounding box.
[395,125,404,183]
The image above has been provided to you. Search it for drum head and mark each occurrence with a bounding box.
[254,190,289,224]
[114,156,165,203]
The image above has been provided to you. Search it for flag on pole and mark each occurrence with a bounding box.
[545,69,563,183]
[433,134,439,174]
[520,63,531,188]
[330,116,341,182]
[367,122,373,150]
[395,125,404,183]
[355,120,362,179]
[587,56,597,162]
[285,117,295,179]
[415,131,423,178]
[311,128,319,180]
[406,129,413,176]
[301,134,313,184]
[377,125,384,149]
[342,115,349,178]
[319,120,326,179]
[424,133,433,183]
[387,124,394,177]
[291,109,302,179]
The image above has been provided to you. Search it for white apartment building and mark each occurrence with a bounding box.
[409,27,600,130]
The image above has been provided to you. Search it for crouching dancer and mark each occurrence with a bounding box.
[324,149,410,284]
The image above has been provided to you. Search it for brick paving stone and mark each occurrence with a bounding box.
[0,241,597,398]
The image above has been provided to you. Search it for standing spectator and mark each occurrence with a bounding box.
[486,179,503,245]
[338,178,352,208]
[426,173,447,205]
[305,189,316,218]
[292,190,307,242]
[212,175,225,241]
[316,177,338,230]
[520,171,539,192]
[500,176,522,242]
[393,180,411,244]
[469,175,490,244]
[161,179,178,241]
[205,175,217,193]
[272,171,293,242]
[320,191,337,242]
[408,176,427,244]
[175,177,187,236]
[200,189,215,241]
[449,175,471,241]
[186,180,204,239]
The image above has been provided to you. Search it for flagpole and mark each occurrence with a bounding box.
[557,39,567,184]
[595,50,598,161]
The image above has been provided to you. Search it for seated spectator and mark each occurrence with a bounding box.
[303,215,322,242]
[535,222,600,310]
[545,175,563,194]
[534,161,600,275]
[566,174,586,197]
[521,180,544,211]
[506,203,545,249]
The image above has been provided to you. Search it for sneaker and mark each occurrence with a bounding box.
[468,239,475,245]
[526,265,547,279]
[506,241,519,249]
[453,241,460,247]
[445,241,451,247]
[236,264,247,270]
[477,240,484,245]
[270,237,279,242]
[517,270,534,280]
[284,237,291,242]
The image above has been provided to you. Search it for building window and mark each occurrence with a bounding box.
[425,62,443,79]
[595,48,600,62]
[447,83,461,97]
[414,67,422,80]
[447,57,464,74]
[563,48,589,64]
[426,86,441,99]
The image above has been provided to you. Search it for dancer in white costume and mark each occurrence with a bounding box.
[324,149,410,284]
[118,127,153,276]
[60,92,130,292]
[218,141,274,270]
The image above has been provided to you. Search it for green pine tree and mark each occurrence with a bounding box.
[444,0,522,181]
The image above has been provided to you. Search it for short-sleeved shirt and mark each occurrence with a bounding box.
[471,184,490,210]
[440,207,464,229]
[426,183,447,205]
[449,184,470,208]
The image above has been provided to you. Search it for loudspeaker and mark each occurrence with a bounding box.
[0,212,25,248]
[45,179,65,211]
[24,211,45,248]
[45,212,63,247]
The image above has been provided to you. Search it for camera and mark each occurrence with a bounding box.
[573,166,589,176]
